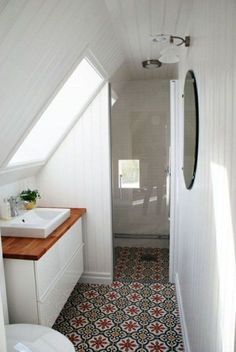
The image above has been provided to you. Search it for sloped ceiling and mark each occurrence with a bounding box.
[105,0,193,80]
[0,0,125,168]
[0,0,193,179]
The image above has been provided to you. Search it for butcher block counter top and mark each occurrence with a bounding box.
[1,208,86,261]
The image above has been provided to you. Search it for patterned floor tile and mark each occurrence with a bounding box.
[53,281,183,351]
[53,246,183,351]
[114,247,169,283]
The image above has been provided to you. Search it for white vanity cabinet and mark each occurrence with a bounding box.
[3,218,84,327]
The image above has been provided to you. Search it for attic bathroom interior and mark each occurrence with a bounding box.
[0,1,235,352]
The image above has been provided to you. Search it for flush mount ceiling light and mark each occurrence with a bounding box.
[157,34,190,64]
[142,59,162,69]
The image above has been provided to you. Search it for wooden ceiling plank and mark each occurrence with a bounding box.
[150,0,166,35]
[162,0,182,35]
[105,0,190,80]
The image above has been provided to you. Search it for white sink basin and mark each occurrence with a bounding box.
[0,208,71,238]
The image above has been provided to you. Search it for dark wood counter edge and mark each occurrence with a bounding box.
[2,208,86,261]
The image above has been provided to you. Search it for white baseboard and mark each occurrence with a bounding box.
[80,271,113,285]
[175,273,191,352]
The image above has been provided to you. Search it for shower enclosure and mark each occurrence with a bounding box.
[111,80,170,247]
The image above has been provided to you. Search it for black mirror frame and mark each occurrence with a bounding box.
[183,70,199,190]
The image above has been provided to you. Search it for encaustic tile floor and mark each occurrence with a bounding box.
[114,247,169,283]
[53,247,184,351]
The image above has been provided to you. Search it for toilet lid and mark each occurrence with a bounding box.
[5,324,75,352]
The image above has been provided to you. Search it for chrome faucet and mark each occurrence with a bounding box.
[8,196,21,217]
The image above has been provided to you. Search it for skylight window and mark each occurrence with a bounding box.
[8,58,104,166]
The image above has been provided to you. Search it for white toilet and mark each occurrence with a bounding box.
[5,324,74,352]
[0,243,75,352]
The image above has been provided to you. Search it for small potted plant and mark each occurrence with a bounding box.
[19,189,41,210]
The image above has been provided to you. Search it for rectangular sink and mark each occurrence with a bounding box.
[0,208,71,238]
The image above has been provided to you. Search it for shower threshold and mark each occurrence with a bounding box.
[114,233,169,240]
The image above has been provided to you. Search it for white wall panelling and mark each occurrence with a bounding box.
[36,84,113,284]
[175,0,236,351]
[169,80,180,283]
[0,177,36,206]
[175,273,191,352]
[0,0,124,168]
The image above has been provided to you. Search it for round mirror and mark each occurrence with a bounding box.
[183,70,199,189]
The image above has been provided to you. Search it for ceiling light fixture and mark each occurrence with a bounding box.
[142,59,162,69]
[159,35,190,64]
[159,45,180,64]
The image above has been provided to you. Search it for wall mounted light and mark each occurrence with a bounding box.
[159,35,190,64]
[149,34,190,64]
[142,35,190,68]
[169,35,190,47]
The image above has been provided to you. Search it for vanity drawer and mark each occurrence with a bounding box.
[37,244,84,327]
[35,219,83,299]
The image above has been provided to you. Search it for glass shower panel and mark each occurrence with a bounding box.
[111,91,170,237]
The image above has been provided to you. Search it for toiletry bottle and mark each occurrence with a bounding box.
[6,199,11,219]
[1,199,11,220]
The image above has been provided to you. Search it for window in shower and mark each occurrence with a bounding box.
[118,159,140,188]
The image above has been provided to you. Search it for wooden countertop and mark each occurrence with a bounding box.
[1,208,86,261]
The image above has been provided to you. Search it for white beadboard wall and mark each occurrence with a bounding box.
[36,84,113,284]
[175,0,236,351]
[0,0,124,168]
[0,177,36,205]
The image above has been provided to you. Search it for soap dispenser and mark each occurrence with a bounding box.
[0,198,11,220]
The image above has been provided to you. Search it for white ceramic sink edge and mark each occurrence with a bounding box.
[0,208,71,238]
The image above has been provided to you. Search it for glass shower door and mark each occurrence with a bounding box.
[111,108,170,237]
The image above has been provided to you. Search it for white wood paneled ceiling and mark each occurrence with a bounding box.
[105,0,193,80]
[0,0,193,179]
